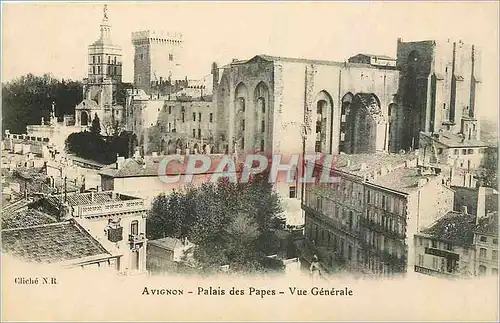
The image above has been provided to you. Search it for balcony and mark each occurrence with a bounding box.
[414,265,453,278]
[129,233,146,248]
[360,218,406,240]
[302,203,360,238]
[359,240,407,272]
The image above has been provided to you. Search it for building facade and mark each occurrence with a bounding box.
[31,191,149,273]
[414,210,476,277]
[125,66,216,156]
[213,54,400,201]
[98,154,243,206]
[214,54,399,158]
[419,131,487,171]
[302,152,455,276]
[474,212,498,276]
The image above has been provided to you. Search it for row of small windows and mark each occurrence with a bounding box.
[479,248,498,261]
[479,236,498,244]
[192,129,202,138]
[91,65,119,75]
[138,53,174,61]
[306,223,355,261]
[164,106,213,123]
[91,55,119,65]
[433,147,485,156]
[366,190,405,216]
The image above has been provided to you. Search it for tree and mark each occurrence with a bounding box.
[147,173,285,274]
[476,147,498,189]
[90,113,101,135]
[2,74,82,135]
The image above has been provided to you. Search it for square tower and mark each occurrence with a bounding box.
[132,30,185,94]
[394,38,482,150]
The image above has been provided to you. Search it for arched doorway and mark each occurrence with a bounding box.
[167,140,174,155]
[340,93,354,153]
[80,111,89,126]
[234,82,248,152]
[350,93,382,153]
[193,143,199,153]
[175,139,182,153]
[254,82,269,153]
[314,91,334,153]
[160,139,166,155]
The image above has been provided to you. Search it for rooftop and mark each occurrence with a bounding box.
[99,154,243,178]
[226,54,398,70]
[370,167,439,194]
[325,151,419,178]
[352,53,396,60]
[475,212,498,236]
[44,191,138,207]
[6,167,80,194]
[148,237,194,251]
[2,208,57,230]
[421,131,487,148]
[420,211,476,246]
[2,220,109,264]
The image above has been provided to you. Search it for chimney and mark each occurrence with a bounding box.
[461,205,468,215]
[116,156,125,170]
[346,159,351,167]
[476,186,487,220]
[91,191,95,202]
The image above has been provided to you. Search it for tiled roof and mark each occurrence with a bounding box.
[355,53,395,60]
[230,54,391,70]
[421,131,487,148]
[8,167,80,194]
[328,151,418,178]
[1,221,109,264]
[2,208,57,230]
[44,192,134,207]
[420,211,476,246]
[370,167,438,194]
[148,237,193,251]
[99,154,243,178]
[475,212,498,235]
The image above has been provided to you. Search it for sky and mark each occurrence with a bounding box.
[2,1,499,120]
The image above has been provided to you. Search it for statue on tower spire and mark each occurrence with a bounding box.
[103,4,108,20]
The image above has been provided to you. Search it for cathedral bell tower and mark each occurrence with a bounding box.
[76,4,124,131]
